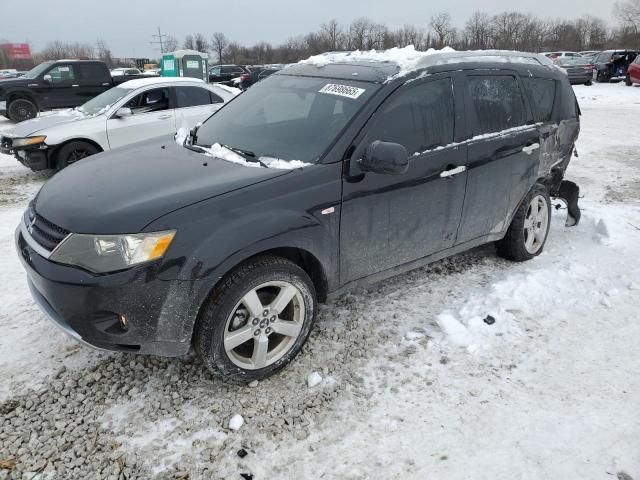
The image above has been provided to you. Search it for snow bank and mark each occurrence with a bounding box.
[301,45,455,79]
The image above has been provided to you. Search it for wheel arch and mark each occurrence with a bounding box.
[189,246,329,346]
[52,137,105,161]
[7,90,40,109]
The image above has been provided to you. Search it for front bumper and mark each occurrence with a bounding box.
[15,225,200,357]
[0,136,53,171]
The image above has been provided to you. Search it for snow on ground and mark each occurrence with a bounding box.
[0,82,639,479]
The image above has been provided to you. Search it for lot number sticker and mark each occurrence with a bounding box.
[319,83,365,99]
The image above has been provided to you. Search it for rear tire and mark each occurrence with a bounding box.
[584,79,592,86]
[496,185,551,262]
[7,98,38,122]
[194,255,317,383]
[626,75,633,86]
[56,141,100,170]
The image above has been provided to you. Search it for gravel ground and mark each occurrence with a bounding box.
[1,83,639,479]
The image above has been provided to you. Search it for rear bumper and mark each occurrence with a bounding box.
[15,225,199,357]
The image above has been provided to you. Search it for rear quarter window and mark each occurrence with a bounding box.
[521,77,556,123]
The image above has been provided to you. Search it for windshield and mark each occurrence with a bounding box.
[195,75,378,163]
[23,63,53,79]
[78,87,132,115]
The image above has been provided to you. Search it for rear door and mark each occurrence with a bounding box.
[76,63,111,103]
[456,72,540,244]
[174,85,225,130]
[340,75,467,283]
[106,86,175,149]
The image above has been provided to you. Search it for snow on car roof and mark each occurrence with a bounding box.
[300,46,555,81]
[119,76,205,90]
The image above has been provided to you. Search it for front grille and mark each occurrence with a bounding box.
[24,205,69,252]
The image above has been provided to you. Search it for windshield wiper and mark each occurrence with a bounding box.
[220,144,268,168]
[184,144,208,154]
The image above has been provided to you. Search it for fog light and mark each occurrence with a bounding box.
[118,314,128,330]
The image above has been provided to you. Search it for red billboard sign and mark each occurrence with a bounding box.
[1,43,31,60]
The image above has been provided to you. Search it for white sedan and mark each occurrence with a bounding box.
[0,77,239,171]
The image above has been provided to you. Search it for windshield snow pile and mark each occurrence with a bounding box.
[300,45,456,79]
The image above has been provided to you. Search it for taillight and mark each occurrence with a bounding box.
[241,74,249,81]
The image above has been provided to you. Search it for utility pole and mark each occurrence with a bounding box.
[150,27,167,54]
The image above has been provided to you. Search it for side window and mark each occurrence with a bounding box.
[210,92,223,104]
[521,77,556,123]
[366,78,454,155]
[175,86,213,108]
[77,64,105,81]
[466,75,527,136]
[46,65,75,84]
[210,67,221,76]
[124,87,169,114]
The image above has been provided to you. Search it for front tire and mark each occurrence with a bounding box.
[584,79,592,86]
[7,98,38,122]
[195,255,317,383]
[56,141,100,170]
[496,185,551,262]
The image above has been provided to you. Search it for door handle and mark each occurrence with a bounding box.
[72,85,79,87]
[157,114,172,120]
[440,165,466,178]
[522,143,540,155]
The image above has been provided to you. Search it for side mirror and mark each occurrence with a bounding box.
[359,141,409,175]
[43,74,52,84]
[115,107,133,118]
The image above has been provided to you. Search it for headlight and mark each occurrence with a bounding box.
[13,136,47,148]
[50,230,176,273]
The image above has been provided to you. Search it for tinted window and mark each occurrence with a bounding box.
[176,86,212,108]
[366,78,454,155]
[466,75,527,136]
[210,67,221,76]
[47,65,75,84]
[124,87,169,114]
[522,77,556,123]
[77,63,105,80]
[210,92,223,104]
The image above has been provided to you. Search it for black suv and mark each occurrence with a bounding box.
[208,64,248,85]
[16,51,580,383]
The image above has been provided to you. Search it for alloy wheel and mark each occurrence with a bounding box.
[223,281,305,370]
[523,194,549,254]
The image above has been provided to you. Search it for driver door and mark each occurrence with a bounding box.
[106,87,176,149]
[340,74,468,283]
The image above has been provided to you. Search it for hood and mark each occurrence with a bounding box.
[0,77,28,92]
[2,110,90,138]
[35,139,292,234]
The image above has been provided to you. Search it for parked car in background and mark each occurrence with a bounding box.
[0,60,151,122]
[627,55,640,86]
[0,69,19,78]
[239,67,281,90]
[542,51,582,63]
[15,50,581,382]
[0,77,238,170]
[556,57,593,85]
[593,50,638,83]
[208,65,249,85]
[111,68,143,76]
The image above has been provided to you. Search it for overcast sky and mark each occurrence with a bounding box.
[1,0,616,58]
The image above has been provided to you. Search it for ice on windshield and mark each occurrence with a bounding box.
[77,87,130,116]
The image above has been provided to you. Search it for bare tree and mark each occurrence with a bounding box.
[193,33,209,53]
[614,0,640,34]
[320,20,343,50]
[164,35,178,52]
[464,12,493,49]
[347,17,373,50]
[183,35,195,50]
[210,32,228,63]
[430,12,456,48]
